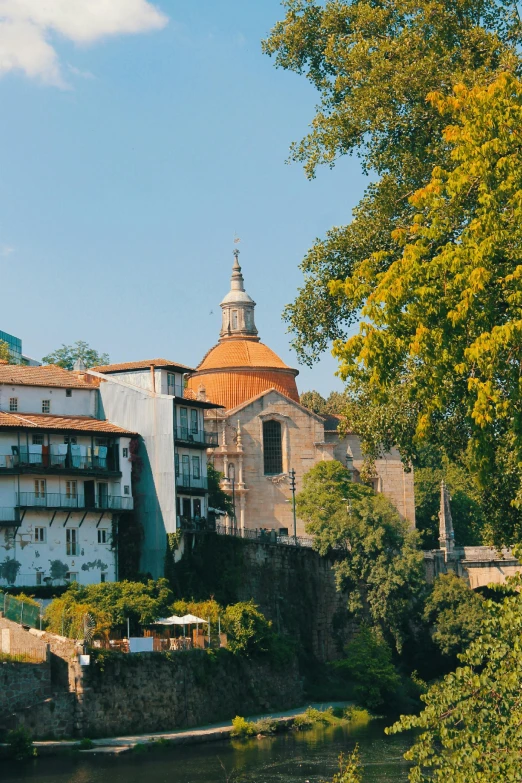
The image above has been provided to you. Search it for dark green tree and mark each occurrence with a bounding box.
[296,460,425,650]
[207,462,234,516]
[423,574,486,660]
[42,340,109,370]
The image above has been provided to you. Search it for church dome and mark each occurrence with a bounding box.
[186,252,299,410]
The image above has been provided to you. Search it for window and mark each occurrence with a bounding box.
[263,420,283,475]
[175,452,179,477]
[179,407,188,437]
[232,310,238,329]
[100,572,107,583]
[95,438,108,447]
[193,499,201,518]
[9,397,17,412]
[98,529,107,544]
[66,528,79,556]
[66,572,78,582]
[65,481,77,500]
[66,389,72,397]
[190,409,198,434]
[192,456,200,479]
[42,399,50,413]
[122,447,128,458]
[64,436,77,445]
[36,572,43,586]
[97,483,109,508]
[124,485,130,495]
[32,434,44,445]
[34,527,46,543]
[34,479,46,498]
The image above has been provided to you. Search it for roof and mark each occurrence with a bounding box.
[93,358,194,374]
[0,364,97,389]
[197,340,297,373]
[226,387,326,421]
[321,413,345,431]
[0,412,136,435]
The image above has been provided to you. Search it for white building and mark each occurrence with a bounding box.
[0,363,134,587]
[92,359,222,578]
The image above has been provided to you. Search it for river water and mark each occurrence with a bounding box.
[1,720,411,783]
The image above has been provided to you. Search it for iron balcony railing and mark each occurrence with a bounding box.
[0,448,119,472]
[174,427,218,447]
[175,475,209,491]
[15,492,133,511]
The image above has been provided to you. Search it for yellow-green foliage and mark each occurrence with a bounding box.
[344,707,372,727]
[171,598,222,624]
[44,596,111,639]
[331,748,363,783]
[294,706,348,731]
[231,716,257,738]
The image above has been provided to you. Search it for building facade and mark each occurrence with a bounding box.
[93,360,222,578]
[187,253,416,535]
[0,364,134,587]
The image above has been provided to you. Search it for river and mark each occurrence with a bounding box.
[1,719,411,783]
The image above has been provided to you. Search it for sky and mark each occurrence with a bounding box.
[0,0,368,396]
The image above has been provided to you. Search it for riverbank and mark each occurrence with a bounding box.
[0,702,354,760]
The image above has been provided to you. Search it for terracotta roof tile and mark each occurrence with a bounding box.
[197,341,295,372]
[187,369,300,411]
[0,365,97,389]
[94,358,194,373]
[0,412,136,435]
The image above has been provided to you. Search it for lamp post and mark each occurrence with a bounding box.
[289,468,297,543]
[228,463,236,531]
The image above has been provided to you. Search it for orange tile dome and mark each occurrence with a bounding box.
[187,339,300,411]
[188,252,300,410]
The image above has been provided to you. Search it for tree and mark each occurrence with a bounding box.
[0,340,14,364]
[423,574,486,660]
[263,0,520,365]
[300,390,347,415]
[42,340,109,370]
[223,601,274,656]
[332,74,522,542]
[207,462,234,516]
[388,589,522,781]
[296,460,425,650]
[45,579,173,636]
[335,625,400,709]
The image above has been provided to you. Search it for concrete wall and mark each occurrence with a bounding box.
[99,380,177,577]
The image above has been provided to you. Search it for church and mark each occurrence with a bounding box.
[187,252,415,536]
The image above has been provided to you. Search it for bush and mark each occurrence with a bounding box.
[7,727,36,760]
[77,738,94,750]
[223,601,274,656]
[254,718,278,735]
[231,716,257,737]
[335,626,400,709]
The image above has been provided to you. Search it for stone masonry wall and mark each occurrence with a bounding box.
[173,535,352,662]
[0,661,51,717]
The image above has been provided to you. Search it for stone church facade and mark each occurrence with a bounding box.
[187,252,415,535]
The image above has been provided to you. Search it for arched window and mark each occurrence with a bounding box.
[263,420,282,475]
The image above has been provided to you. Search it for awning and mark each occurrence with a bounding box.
[153,614,208,625]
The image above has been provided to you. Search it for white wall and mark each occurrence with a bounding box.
[0,385,96,417]
[0,511,117,587]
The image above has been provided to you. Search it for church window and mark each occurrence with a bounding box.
[232,310,238,329]
[263,420,282,475]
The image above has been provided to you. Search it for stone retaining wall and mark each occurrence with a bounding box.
[0,662,51,717]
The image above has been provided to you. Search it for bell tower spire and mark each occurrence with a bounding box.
[219,250,259,341]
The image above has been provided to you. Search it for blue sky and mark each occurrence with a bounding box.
[0,1,367,396]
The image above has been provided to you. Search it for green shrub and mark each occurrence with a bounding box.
[331,748,363,783]
[77,738,94,750]
[344,707,372,726]
[7,727,36,760]
[335,626,400,709]
[223,601,273,656]
[254,718,278,735]
[293,714,313,731]
[231,716,257,737]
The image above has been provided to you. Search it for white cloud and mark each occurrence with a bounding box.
[0,245,15,256]
[68,64,95,80]
[0,0,168,87]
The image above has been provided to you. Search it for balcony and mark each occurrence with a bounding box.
[15,492,133,511]
[174,427,218,448]
[0,507,20,526]
[0,447,121,476]
[176,475,209,494]
[167,380,185,398]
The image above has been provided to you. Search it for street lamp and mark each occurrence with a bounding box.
[228,463,236,531]
[289,468,297,542]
